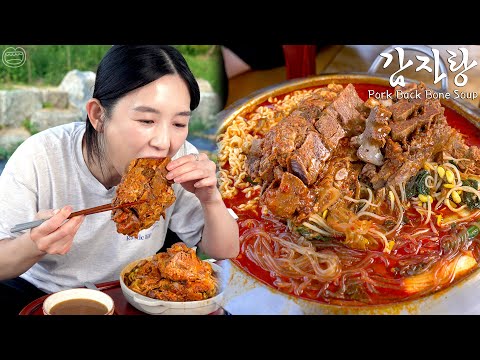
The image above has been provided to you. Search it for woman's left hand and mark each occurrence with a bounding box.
[166,153,220,203]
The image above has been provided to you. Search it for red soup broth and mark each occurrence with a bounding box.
[223,82,480,306]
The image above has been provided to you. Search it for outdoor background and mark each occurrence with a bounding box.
[0,45,226,174]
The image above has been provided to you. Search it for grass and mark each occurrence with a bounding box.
[22,118,39,135]
[0,147,10,160]
[0,45,112,86]
[176,45,224,94]
[0,84,17,90]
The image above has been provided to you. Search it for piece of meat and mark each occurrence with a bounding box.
[369,138,404,189]
[297,99,329,120]
[359,163,378,186]
[314,110,346,150]
[245,85,345,190]
[329,83,366,136]
[273,165,284,181]
[389,100,416,122]
[296,85,344,121]
[310,182,342,217]
[307,156,357,219]
[112,157,176,238]
[387,117,452,187]
[159,243,214,282]
[261,172,310,219]
[154,243,217,301]
[289,131,330,186]
[247,112,316,184]
[249,138,263,157]
[443,131,480,173]
[246,138,264,180]
[389,102,442,142]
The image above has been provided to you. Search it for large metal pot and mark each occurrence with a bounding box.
[216,71,480,315]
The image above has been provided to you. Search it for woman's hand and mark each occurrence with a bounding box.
[166,153,220,203]
[29,205,85,255]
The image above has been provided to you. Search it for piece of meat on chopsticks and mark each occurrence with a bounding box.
[112,157,176,238]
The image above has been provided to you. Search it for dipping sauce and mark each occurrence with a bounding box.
[49,298,109,315]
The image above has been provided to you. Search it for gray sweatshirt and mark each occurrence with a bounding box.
[0,122,204,293]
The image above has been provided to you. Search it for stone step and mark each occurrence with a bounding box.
[0,127,31,149]
[0,87,70,127]
[31,108,83,132]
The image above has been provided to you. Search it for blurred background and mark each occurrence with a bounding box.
[223,45,480,107]
[0,45,226,174]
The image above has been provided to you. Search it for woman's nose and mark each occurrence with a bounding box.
[149,126,170,150]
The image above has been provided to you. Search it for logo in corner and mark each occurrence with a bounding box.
[2,47,27,68]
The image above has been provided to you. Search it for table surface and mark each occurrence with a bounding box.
[19,280,227,315]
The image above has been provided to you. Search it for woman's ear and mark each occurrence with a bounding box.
[86,98,105,132]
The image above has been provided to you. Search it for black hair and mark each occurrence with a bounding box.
[85,45,200,169]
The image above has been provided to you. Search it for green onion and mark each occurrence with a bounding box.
[467,224,480,239]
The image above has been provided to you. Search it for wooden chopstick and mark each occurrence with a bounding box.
[66,203,112,218]
[67,200,146,218]
[10,200,146,233]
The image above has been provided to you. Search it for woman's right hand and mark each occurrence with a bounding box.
[29,205,85,255]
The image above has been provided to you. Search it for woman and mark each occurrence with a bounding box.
[0,45,239,315]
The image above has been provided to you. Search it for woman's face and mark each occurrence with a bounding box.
[103,74,191,176]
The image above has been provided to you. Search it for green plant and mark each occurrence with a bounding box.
[174,45,214,57]
[188,119,210,133]
[22,118,39,135]
[0,146,9,160]
[174,45,224,95]
[0,45,112,86]
[42,102,54,109]
[0,84,16,90]
[0,140,23,160]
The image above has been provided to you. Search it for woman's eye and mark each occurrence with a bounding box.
[174,123,187,128]
[138,120,154,124]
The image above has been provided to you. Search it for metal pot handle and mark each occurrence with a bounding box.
[368,45,449,93]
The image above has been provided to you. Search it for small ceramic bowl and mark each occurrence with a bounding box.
[120,256,225,315]
[43,288,115,315]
